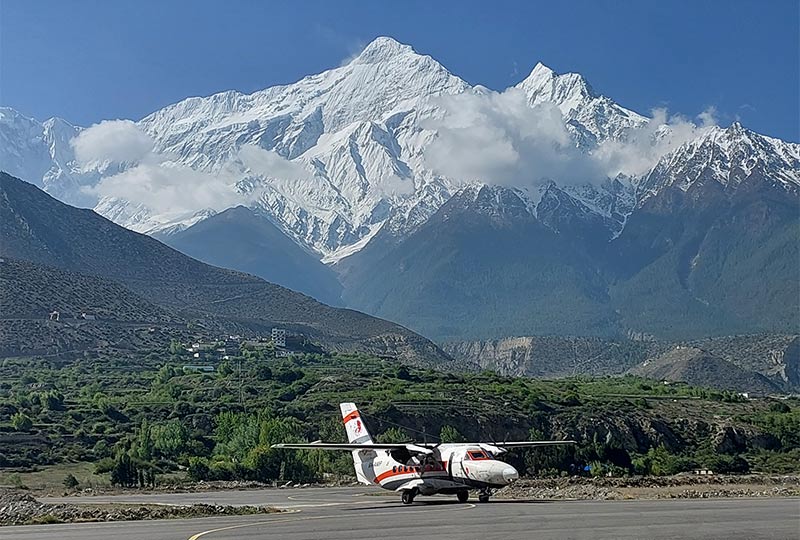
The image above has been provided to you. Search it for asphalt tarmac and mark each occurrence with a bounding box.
[3,487,799,540]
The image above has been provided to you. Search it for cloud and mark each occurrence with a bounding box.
[238,144,313,181]
[78,123,318,217]
[422,88,598,187]
[594,108,717,178]
[76,121,256,215]
[87,161,247,215]
[71,120,154,167]
[422,88,718,187]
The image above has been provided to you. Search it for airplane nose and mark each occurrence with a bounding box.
[502,467,519,483]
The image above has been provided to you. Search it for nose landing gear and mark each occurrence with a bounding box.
[477,488,493,503]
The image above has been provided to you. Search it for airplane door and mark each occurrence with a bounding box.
[451,449,468,480]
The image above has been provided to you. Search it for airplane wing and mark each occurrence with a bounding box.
[479,440,577,453]
[272,442,434,454]
[494,440,577,447]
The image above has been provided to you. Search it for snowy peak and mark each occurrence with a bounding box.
[352,36,415,64]
[517,62,595,106]
[515,62,646,145]
[637,124,800,203]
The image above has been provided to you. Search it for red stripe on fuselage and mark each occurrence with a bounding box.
[375,462,449,484]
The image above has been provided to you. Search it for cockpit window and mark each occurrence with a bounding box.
[467,450,489,460]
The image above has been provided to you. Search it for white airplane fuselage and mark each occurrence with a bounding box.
[274,402,575,504]
[354,444,519,495]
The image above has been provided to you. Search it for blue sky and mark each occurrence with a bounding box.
[1,0,798,141]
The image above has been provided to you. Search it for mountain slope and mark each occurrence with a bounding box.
[1,38,798,344]
[629,347,782,395]
[0,172,449,364]
[157,206,342,304]
[610,126,800,338]
[340,125,799,341]
[340,185,614,340]
[0,256,188,358]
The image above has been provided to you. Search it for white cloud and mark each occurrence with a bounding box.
[71,120,153,167]
[238,145,313,181]
[77,122,259,215]
[594,108,718,178]
[422,88,597,187]
[82,141,320,218]
[422,88,718,187]
[87,161,246,215]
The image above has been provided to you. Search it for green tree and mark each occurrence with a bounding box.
[11,412,33,431]
[63,473,79,489]
[378,427,407,443]
[110,453,138,487]
[439,425,466,443]
[246,445,282,482]
[42,390,65,411]
[218,361,234,377]
[188,457,211,481]
[134,420,154,461]
[154,365,176,385]
[151,421,189,459]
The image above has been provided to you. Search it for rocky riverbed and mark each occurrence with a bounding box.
[496,474,800,500]
[0,488,279,526]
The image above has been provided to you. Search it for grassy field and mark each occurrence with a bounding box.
[0,462,108,491]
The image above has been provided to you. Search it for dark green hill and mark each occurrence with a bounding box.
[0,257,178,322]
[340,186,613,341]
[157,206,342,305]
[610,176,800,339]
[340,177,799,342]
[0,172,449,365]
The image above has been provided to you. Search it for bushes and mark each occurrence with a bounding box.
[63,473,79,489]
[632,445,696,476]
[11,412,32,431]
[768,401,791,414]
[187,457,211,481]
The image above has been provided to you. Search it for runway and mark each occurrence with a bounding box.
[3,487,799,539]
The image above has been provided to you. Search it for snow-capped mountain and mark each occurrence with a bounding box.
[2,36,798,340]
[0,108,98,207]
[515,62,648,146]
[2,36,677,261]
[637,122,800,203]
[2,36,798,265]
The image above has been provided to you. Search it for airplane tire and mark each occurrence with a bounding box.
[401,490,415,505]
[478,494,490,503]
[457,491,469,503]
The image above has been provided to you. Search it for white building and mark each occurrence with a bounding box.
[271,328,286,348]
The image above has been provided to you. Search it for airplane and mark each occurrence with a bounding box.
[272,402,576,504]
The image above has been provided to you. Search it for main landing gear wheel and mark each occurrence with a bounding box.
[457,491,469,503]
[401,489,417,505]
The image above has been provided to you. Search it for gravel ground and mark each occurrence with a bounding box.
[0,489,279,526]
[496,474,800,500]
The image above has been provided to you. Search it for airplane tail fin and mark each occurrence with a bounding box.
[340,403,376,485]
[340,402,374,444]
